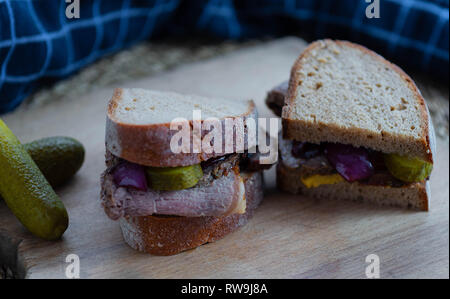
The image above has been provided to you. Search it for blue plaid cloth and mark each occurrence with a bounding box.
[0,0,448,113]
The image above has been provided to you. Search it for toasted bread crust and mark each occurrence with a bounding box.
[277,162,429,211]
[283,40,434,163]
[117,172,263,255]
[106,88,257,167]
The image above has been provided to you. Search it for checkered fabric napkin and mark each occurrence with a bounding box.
[0,0,448,113]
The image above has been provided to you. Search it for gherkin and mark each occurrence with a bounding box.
[24,136,85,188]
[384,154,433,183]
[0,119,68,240]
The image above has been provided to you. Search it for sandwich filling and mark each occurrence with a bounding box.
[101,150,269,220]
[279,136,432,188]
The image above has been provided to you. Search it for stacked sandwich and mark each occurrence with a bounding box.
[101,88,268,255]
[266,40,435,210]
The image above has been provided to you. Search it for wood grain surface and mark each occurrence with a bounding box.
[0,38,448,279]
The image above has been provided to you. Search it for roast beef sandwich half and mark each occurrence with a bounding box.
[101,88,269,255]
[266,39,435,211]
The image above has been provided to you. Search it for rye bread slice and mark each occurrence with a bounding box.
[282,39,435,163]
[106,88,257,167]
[277,162,429,211]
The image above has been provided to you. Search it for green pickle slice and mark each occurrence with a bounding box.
[384,153,433,183]
[146,164,203,191]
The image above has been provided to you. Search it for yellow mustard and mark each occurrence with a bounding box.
[301,174,344,188]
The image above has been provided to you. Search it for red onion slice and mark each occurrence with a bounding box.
[325,143,374,182]
[113,162,148,191]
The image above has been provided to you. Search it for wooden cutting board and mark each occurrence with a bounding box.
[0,38,448,279]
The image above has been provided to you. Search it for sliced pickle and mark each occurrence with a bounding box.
[146,164,203,191]
[384,154,433,183]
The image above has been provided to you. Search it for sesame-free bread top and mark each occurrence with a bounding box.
[106,88,256,167]
[282,40,435,163]
[109,88,254,125]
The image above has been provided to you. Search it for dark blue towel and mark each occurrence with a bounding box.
[0,0,448,113]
